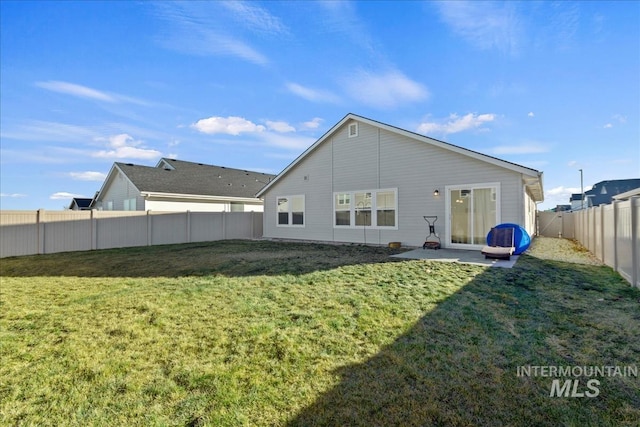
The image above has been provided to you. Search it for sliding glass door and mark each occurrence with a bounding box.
[448,185,499,248]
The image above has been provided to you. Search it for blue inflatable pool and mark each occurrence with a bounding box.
[487,223,531,255]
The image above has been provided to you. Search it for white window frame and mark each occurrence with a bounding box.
[348,122,358,138]
[276,195,305,227]
[445,182,501,249]
[333,188,398,230]
[334,192,352,226]
[124,198,137,211]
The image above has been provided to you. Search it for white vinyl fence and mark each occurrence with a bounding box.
[0,210,263,258]
[538,196,640,288]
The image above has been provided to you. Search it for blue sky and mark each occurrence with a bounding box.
[1,1,638,211]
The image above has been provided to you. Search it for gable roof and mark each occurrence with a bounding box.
[96,158,275,201]
[68,197,94,210]
[256,113,544,201]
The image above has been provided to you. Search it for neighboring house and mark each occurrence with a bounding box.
[256,113,544,250]
[613,187,640,201]
[570,193,586,211]
[570,179,640,210]
[68,197,95,210]
[94,158,275,212]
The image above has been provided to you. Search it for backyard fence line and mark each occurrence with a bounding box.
[537,196,640,288]
[0,210,263,258]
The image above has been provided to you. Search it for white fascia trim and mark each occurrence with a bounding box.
[140,192,262,203]
[523,171,544,203]
[94,163,140,202]
[613,187,640,200]
[256,114,356,198]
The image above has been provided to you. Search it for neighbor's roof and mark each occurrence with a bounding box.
[257,113,544,202]
[68,197,94,209]
[586,179,640,206]
[613,187,640,200]
[96,158,275,200]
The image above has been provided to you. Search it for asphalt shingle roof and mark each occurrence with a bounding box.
[586,178,640,206]
[116,158,275,198]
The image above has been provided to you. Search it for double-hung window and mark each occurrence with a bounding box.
[335,193,351,226]
[376,190,395,227]
[277,195,305,226]
[334,188,397,229]
[355,192,372,226]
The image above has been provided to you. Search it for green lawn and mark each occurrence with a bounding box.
[1,239,638,426]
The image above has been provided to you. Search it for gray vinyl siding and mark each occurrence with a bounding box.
[263,139,334,241]
[263,119,529,247]
[99,170,143,211]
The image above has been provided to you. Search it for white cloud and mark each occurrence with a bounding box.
[69,171,107,181]
[434,1,522,55]
[36,81,115,102]
[266,120,295,133]
[192,116,266,135]
[154,2,270,66]
[544,2,580,51]
[92,134,161,160]
[35,81,149,106]
[545,185,593,205]
[567,160,578,167]
[528,112,535,117]
[260,133,316,151]
[603,123,613,129]
[301,117,323,130]
[491,143,549,155]
[343,70,429,109]
[286,83,340,103]
[315,0,375,52]
[0,193,27,198]
[1,120,100,142]
[50,192,85,200]
[547,186,582,197]
[220,1,289,35]
[612,114,627,123]
[417,113,496,135]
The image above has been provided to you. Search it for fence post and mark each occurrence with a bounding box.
[632,197,639,289]
[222,211,226,240]
[583,209,588,247]
[91,209,98,250]
[599,205,605,262]
[147,210,152,246]
[37,209,45,254]
[186,211,191,243]
[591,207,596,252]
[612,201,619,272]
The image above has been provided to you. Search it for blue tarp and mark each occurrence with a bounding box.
[488,223,531,255]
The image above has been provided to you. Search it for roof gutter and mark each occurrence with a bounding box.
[140,192,263,203]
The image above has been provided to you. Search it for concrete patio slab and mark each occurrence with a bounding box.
[391,248,519,268]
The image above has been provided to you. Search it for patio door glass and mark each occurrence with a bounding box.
[449,186,498,247]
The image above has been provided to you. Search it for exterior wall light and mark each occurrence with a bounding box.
[433,189,440,197]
